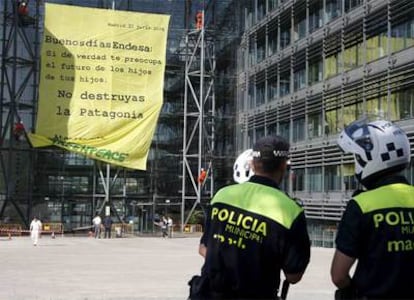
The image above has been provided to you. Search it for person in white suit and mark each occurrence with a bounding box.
[30,217,42,246]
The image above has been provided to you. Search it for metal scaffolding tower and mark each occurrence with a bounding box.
[181,7,216,230]
[0,0,41,226]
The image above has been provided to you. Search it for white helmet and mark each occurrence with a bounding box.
[233,149,254,183]
[337,119,411,187]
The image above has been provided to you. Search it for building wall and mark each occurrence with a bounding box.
[237,0,414,222]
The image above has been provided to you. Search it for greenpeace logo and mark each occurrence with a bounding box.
[51,135,129,163]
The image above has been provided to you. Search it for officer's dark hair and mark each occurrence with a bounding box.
[252,136,290,174]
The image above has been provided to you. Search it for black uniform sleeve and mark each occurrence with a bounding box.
[335,200,364,258]
[200,207,211,246]
[282,212,311,274]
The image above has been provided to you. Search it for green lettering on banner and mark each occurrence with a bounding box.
[50,135,129,163]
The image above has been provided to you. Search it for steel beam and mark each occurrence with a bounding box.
[181,2,216,231]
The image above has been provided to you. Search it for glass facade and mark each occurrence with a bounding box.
[238,0,414,222]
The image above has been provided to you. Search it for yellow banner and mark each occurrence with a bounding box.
[29,3,170,170]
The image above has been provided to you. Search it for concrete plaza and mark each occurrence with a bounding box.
[0,236,335,299]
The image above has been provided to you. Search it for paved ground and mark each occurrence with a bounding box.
[0,236,335,299]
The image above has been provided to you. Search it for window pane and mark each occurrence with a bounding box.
[256,82,266,106]
[324,54,342,79]
[325,109,341,135]
[293,168,305,191]
[390,89,414,120]
[326,0,341,22]
[345,0,363,12]
[257,35,266,63]
[308,113,322,138]
[248,82,255,109]
[292,117,305,142]
[248,129,254,146]
[65,153,93,166]
[391,17,414,53]
[268,29,278,56]
[309,60,323,85]
[267,123,277,135]
[279,121,290,141]
[294,17,307,41]
[256,127,265,140]
[411,162,414,185]
[268,77,277,101]
[309,2,323,33]
[246,3,254,29]
[344,44,362,71]
[391,23,405,53]
[367,33,387,62]
[280,24,291,49]
[257,0,266,21]
[408,19,414,48]
[294,68,306,91]
[268,0,278,12]
[280,72,290,97]
[343,164,357,191]
[248,37,255,66]
[343,104,361,127]
[399,89,414,119]
[325,165,341,192]
[366,96,387,119]
[307,167,322,192]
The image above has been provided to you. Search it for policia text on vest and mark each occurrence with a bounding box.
[193,176,310,299]
[353,183,414,253]
[211,206,266,245]
[335,178,414,298]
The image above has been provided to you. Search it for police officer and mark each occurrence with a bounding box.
[190,136,310,299]
[331,119,414,299]
[199,149,255,258]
